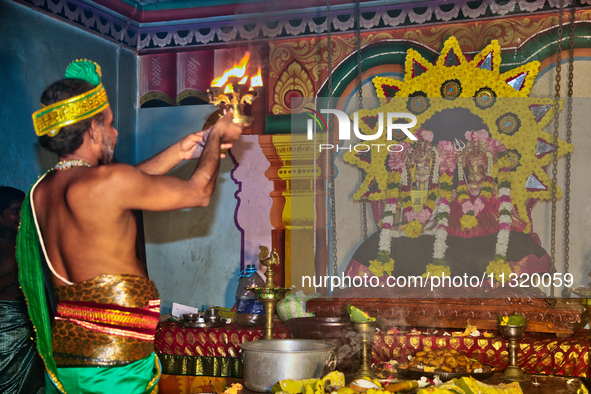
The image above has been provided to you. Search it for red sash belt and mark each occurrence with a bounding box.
[55,299,160,341]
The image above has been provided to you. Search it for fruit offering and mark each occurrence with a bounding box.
[348,305,376,323]
[417,376,522,394]
[498,313,526,326]
[397,346,492,374]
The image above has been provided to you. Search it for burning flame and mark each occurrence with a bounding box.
[211,52,250,87]
[224,84,235,94]
[251,67,263,87]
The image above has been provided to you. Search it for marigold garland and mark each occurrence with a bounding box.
[432,169,454,267]
[368,258,395,277]
[405,220,423,238]
[422,263,451,279]
[486,258,513,283]
[460,215,478,230]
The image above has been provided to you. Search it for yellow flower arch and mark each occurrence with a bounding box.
[344,36,573,232]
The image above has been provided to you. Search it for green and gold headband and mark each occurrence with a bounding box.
[32,59,109,137]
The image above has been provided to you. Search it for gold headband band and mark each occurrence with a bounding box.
[32,83,109,137]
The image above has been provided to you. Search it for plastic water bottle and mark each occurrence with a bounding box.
[235,265,266,326]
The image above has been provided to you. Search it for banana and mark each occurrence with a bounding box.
[337,387,356,394]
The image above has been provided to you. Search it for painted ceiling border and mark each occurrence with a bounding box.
[12,0,591,52]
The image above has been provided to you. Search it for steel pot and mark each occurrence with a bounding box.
[240,339,336,392]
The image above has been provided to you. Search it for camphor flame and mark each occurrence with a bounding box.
[250,67,263,87]
[211,52,250,87]
[224,84,235,94]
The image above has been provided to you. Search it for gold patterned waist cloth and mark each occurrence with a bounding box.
[51,274,160,366]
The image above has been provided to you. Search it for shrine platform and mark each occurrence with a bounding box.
[155,318,591,392]
[306,290,589,337]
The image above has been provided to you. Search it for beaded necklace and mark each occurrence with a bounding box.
[53,159,93,171]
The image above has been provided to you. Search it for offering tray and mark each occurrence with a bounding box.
[183,320,226,329]
[396,363,495,382]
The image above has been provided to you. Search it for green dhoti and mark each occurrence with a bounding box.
[45,352,160,394]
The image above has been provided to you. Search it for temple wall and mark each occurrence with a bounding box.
[136,106,268,312]
[530,60,591,290]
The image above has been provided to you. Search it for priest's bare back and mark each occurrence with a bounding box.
[33,105,243,287]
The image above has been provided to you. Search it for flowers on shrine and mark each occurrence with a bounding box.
[422,263,451,279]
[346,36,573,230]
[460,215,478,231]
[368,257,395,278]
[342,35,574,283]
[405,220,423,238]
[486,258,514,283]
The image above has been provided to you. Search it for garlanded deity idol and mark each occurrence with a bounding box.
[404,128,437,191]
[461,137,490,197]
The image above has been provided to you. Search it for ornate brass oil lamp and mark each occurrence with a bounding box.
[208,52,262,127]
[247,246,290,340]
[499,324,527,382]
[352,320,377,379]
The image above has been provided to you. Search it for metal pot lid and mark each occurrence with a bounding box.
[240,339,335,353]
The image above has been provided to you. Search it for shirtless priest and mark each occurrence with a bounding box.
[16,60,243,394]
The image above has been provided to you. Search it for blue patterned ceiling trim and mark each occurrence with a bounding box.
[15,0,140,49]
[13,0,591,52]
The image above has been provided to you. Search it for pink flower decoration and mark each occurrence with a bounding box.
[388,141,409,171]
[437,140,457,173]
[382,223,392,230]
[462,199,486,215]
[438,140,454,155]
[498,195,512,203]
[417,209,432,223]
[465,129,489,142]
[485,138,506,156]
[405,210,418,221]
[415,128,434,142]
[473,130,489,141]
[499,223,512,231]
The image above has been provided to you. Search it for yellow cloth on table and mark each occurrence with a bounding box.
[418,377,522,394]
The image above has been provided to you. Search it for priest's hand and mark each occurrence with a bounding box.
[211,110,244,144]
[181,128,234,160]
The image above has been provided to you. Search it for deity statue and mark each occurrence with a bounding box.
[460,138,491,197]
[404,128,436,191]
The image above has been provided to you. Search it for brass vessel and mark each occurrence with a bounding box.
[247,246,290,340]
[499,324,527,382]
[352,321,377,379]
